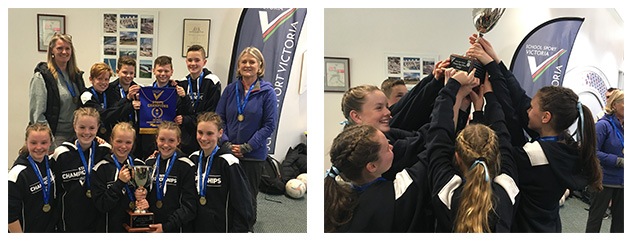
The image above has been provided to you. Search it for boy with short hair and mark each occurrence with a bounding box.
[81,62,136,141]
[177,45,222,155]
[108,56,141,122]
[135,56,193,159]
[380,78,408,108]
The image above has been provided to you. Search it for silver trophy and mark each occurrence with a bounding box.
[131,165,153,213]
[472,8,505,40]
[450,8,505,80]
[125,165,155,231]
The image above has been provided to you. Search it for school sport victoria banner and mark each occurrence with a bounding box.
[139,87,177,134]
[510,17,584,98]
[229,8,307,154]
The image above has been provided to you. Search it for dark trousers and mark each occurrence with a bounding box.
[585,186,624,233]
[240,158,264,232]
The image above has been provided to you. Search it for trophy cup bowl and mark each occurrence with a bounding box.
[449,8,505,81]
[124,165,155,232]
[473,8,505,39]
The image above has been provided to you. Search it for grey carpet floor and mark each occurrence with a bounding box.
[560,195,612,233]
[253,192,307,233]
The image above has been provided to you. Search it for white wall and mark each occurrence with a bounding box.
[6,8,308,169]
[323,8,624,172]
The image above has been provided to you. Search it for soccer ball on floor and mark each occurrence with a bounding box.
[285,178,306,199]
[296,173,307,190]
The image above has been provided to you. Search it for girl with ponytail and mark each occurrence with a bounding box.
[467,35,602,232]
[426,68,518,233]
[324,124,430,232]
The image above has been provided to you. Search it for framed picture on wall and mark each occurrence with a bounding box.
[101,11,158,83]
[37,14,65,52]
[182,19,211,57]
[385,53,439,86]
[324,57,350,92]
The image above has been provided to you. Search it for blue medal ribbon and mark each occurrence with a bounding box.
[155,152,178,202]
[235,79,258,120]
[90,88,107,109]
[118,84,134,121]
[536,136,563,142]
[55,66,76,97]
[112,154,135,203]
[76,140,95,192]
[197,146,219,197]
[119,84,127,99]
[27,155,52,206]
[188,72,203,110]
[351,177,386,193]
[608,115,624,153]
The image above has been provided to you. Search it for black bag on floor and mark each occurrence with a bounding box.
[280,143,307,182]
[259,155,285,194]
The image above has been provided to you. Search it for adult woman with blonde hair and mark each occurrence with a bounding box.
[216,46,277,231]
[30,32,86,149]
[586,89,624,233]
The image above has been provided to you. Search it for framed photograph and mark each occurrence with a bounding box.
[37,14,65,52]
[182,19,211,57]
[385,53,438,86]
[324,57,350,92]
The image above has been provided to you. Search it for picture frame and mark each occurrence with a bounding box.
[37,14,65,52]
[182,19,211,57]
[385,53,439,87]
[324,57,350,92]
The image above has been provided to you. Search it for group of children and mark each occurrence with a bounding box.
[325,34,603,233]
[9,45,254,233]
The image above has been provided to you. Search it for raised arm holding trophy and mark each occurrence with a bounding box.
[449,8,505,81]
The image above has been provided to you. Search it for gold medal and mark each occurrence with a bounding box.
[156,200,163,209]
[199,196,207,205]
[129,201,136,210]
[42,204,51,213]
[86,190,92,198]
[238,114,244,122]
[100,127,107,134]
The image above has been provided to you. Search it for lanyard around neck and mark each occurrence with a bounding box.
[112,154,135,202]
[197,146,219,197]
[90,88,107,109]
[27,155,52,205]
[155,152,177,201]
[56,66,76,97]
[608,115,624,148]
[236,79,258,117]
[188,72,203,110]
[76,140,95,191]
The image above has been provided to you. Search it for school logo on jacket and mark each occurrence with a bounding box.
[61,166,86,183]
[29,175,54,194]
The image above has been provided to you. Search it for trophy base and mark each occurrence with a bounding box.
[125,210,155,232]
[448,54,486,83]
[449,54,478,73]
[123,223,157,233]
